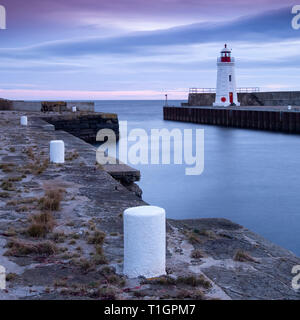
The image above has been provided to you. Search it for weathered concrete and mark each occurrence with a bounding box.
[0,111,299,300]
[187,91,300,107]
[66,102,94,112]
[11,101,42,112]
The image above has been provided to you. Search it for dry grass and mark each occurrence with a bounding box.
[2,227,17,237]
[234,249,257,263]
[176,289,204,300]
[5,239,58,256]
[87,230,106,245]
[192,228,217,239]
[191,249,204,259]
[50,232,66,243]
[100,266,116,276]
[71,258,96,273]
[7,197,38,206]
[92,254,108,265]
[6,273,17,282]
[0,192,10,198]
[96,287,118,300]
[26,159,49,175]
[24,147,35,160]
[16,205,29,213]
[106,274,126,287]
[39,189,64,212]
[7,176,23,182]
[177,275,212,289]
[0,163,15,173]
[1,180,15,191]
[187,232,202,244]
[27,212,55,238]
[142,276,176,286]
[66,150,79,161]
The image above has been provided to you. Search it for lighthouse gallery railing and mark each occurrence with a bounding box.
[189,87,260,94]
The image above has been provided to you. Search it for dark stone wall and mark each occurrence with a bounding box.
[0,99,13,110]
[44,113,119,143]
[187,91,300,107]
[164,106,300,133]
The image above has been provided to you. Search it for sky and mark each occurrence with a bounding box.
[0,0,300,100]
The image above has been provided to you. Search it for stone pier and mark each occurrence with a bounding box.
[0,110,299,300]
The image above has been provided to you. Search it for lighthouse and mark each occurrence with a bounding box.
[213,44,240,107]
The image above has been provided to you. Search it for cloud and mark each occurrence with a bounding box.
[0,7,297,60]
[1,4,300,98]
[0,88,182,100]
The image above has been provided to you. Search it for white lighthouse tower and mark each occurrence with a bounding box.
[213,44,240,107]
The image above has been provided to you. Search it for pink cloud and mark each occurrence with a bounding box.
[0,88,187,100]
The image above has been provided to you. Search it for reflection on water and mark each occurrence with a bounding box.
[95,100,300,256]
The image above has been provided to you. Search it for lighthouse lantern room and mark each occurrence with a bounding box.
[213,44,240,107]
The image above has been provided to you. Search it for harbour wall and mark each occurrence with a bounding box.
[187,91,300,107]
[0,99,95,112]
[164,106,300,133]
[0,110,299,299]
[40,113,119,143]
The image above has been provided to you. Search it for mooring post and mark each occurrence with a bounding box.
[123,206,166,279]
[20,116,28,126]
[0,265,5,290]
[50,140,65,164]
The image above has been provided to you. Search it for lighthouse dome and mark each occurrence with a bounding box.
[221,44,231,53]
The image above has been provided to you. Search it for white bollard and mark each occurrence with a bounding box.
[123,206,166,278]
[50,140,65,164]
[72,106,77,112]
[288,105,292,110]
[20,116,28,126]
[0,265,5,290]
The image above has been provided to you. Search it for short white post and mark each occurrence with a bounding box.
[288,105,292,110]
[0,265,5,290]
[72,106,77,112]
[50,140,65,164]
[20,116,28,126]
[123,206,166,278]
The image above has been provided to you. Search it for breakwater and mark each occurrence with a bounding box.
[187,91,300,107]
[0,110,300,300]
[0,99,94,112]
[164,105,300,133]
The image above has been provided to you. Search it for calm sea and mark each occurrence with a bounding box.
[95,100,300,256]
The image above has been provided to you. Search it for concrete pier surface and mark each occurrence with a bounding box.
[0,111,299,300]
[164,105,300,133]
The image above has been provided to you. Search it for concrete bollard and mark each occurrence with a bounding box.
[20,116,28,126]
[50,140,65,164]
[123,206,166,278]
[288,105,292,110]
[72,106,77,112]
[0,265,5,290]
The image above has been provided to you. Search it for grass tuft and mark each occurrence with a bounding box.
[87,230,106,245]
[5,239,58,256]
[39,189,64,211]
[27,212,55,238]
[234,249,257,263]
[191,249,204,259]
